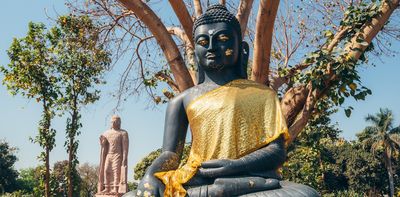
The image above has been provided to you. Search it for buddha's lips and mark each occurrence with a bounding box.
[206,53,218,59]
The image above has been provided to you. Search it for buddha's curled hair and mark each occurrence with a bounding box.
[193,4,242,41]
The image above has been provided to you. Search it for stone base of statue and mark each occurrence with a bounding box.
[95,193,124,197]
[122,181,319,197]
[239,181,319,197]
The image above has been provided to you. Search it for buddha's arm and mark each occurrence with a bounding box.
[145,94,189,174]
[198,135,286,178]
[238,135,286,171]
[137,94,188,196]
[122,132,129,166]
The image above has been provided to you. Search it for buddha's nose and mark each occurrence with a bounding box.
[207,38,216,52]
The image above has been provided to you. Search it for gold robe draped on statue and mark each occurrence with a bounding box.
[155,79,289,197]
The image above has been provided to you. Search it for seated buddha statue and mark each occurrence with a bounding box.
[125,4,319,197]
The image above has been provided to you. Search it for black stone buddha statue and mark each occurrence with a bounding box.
[124,4,319,197]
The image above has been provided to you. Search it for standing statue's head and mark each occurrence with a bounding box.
[110,115,121,130]
[193,4,249,84]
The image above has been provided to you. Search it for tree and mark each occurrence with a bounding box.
[0,23,60,196]
[66,0,400,146]
[282,102,347,193]
[77,163,98,197]
[342,142,387,195]
[50,160,81,197]
[0,140,18,194]
[47,15,111,197]
[15,168,41,195]
[358,108,400,197]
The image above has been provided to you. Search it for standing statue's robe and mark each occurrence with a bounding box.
[155,79,290,197]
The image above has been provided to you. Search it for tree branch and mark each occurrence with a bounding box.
[236,0,254,38]
[167,27,192,47]
[270,63,311,91]
[193,0,203,18]
[168,0,194,47]
[155,71,180,93]
[345,0,400,60]
[283,0,400,145]
[167,27,197,83]
[325,26,351,52]
[116,0,194,92]
[251,0,280,85]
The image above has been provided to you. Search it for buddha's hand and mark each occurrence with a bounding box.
[135,175,163,197]
[197,159,241,178]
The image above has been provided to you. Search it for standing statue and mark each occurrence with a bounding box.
[125,4,319,197]
[97,115,129,196]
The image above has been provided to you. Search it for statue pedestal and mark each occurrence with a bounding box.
[95,193,124,197]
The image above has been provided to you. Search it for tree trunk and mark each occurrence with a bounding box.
[385,149,394,197]
[68,137,74,197]
[168,0,194,47]
[236,0,254,38]
[281,86,308,126]
[193,0,203,18]
[251,0,280,85]
[45,148,50,197]
[67,100,79,197]
[42,100,51,197]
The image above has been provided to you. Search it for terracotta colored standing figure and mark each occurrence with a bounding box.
[97,115,129,196]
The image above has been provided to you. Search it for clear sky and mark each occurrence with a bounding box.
[0,1,399,182]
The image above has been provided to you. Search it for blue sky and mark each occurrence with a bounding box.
[0,1,399,182]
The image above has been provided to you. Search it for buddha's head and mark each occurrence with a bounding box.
[193,4,249,83]
[110,115,121,130]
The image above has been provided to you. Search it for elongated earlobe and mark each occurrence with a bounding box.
[240,41,250,79]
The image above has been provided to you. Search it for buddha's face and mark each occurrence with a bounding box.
[111,117,121,129]
[194,22,240,71]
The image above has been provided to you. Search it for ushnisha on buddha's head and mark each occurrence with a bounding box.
[110,115,121,130]
[193,4,249,81]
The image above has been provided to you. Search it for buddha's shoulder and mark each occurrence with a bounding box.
[120,130,128,136]
[165,86,197,109]
[167,84,218,108]
[234,79,277,95]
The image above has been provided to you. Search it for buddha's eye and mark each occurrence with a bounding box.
[197,38,209,46]
[217,34,229,42]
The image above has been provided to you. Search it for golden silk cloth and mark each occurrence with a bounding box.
[155,79,289,197]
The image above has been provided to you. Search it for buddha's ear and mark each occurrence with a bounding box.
[240,41,250,79]
[195,56,205,84]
